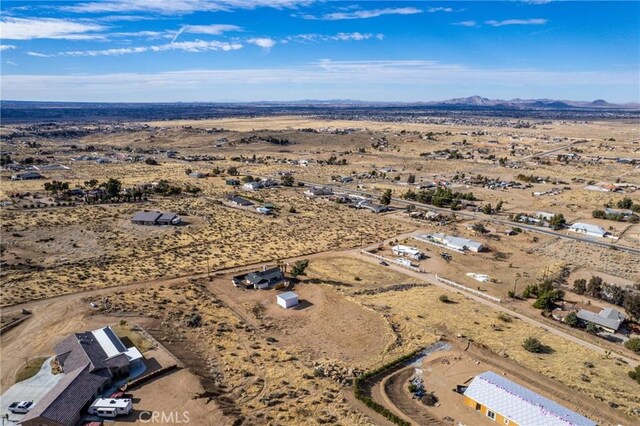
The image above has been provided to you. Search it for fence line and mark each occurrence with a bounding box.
[435,274,501,303]
[359,250,426,273]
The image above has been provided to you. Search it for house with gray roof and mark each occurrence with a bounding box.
[131,211,181,226]
[229,195,253,207]
[568,222,608,238]
[234,266,286,290]
[11,171,43,181]
[576,307,625,332]
[20,326,144,426]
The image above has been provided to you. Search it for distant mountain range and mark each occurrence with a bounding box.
[2,97,639,110]
[420,96,639,109]
[253,96,639,109]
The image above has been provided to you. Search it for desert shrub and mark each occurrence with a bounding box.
[523,337,544,353]
[438,294,450,303]
[629,365,640,384]
[497,313,512,323]
[624,338,640,353]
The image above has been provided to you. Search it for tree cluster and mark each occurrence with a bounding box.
[403,187,475,208]
[524,279,565,311]
[573,276,640,321]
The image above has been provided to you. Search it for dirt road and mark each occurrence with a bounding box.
[351,250,640,367]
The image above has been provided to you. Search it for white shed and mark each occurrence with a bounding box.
[276,292,299,309]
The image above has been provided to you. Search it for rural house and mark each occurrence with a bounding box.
[233,266,286,290]
[304,186,333,197]
[576,307,625,332]
[188,172,207,178]
[131,211,181,226]
[417,233,485,252]
[568,222,608,238]
[21,326,144,426]
[463,371,596,426]
[229,195,254,207]
[11,171,43,180]
[392,245,424,260]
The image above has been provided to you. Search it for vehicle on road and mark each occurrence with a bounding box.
[379,260,389,266]
[9,401,33,414]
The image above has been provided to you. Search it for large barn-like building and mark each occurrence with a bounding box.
[463,371,596,426]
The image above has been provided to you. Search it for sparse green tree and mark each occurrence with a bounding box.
[549,214,566,230]
[573,279,587,295]
[380,189,392,206]
[564,312,578,327]
[291,260,309,278]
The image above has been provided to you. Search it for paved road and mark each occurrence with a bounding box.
[351,249,640,367]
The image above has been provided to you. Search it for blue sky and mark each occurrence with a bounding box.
[1,1,638,102]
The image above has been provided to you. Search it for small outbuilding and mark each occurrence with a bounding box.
[276,292,298,309]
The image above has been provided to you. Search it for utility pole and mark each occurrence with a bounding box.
[207,258,211,281]
[513,273,521,296]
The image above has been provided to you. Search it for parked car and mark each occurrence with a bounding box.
[9,401,33,414]
[379,260,389,266]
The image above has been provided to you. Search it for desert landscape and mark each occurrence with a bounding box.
[1,107,639,426]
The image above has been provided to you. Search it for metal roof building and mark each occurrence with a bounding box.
[421,233,485,252]
[568,222,607,238]
[577,307,625,332]
[463,371,596,426]
[276,291,299,309]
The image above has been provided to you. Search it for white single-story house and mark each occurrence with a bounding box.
[276,292,298,309]
[576,307,625,332]
[391,245,423,260]
[536,211,556,221]
[420,233,485,252]
[304,186,333,197]
[568,222,607,238]
[243,181,263,191]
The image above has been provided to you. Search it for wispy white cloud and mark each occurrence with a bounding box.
[427,7,453,13]
[521,0,552,4]
[300,7,422,20]
[28,40,243,58]
[1,17,106,40]
[247,37,276,49]
[282,32,384,43]
[452,21,478,27]
[485,18,548,27]
[0,44,17,51]
[5,60,18,66]
[64,0,312,15]
[171,24,242,42]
